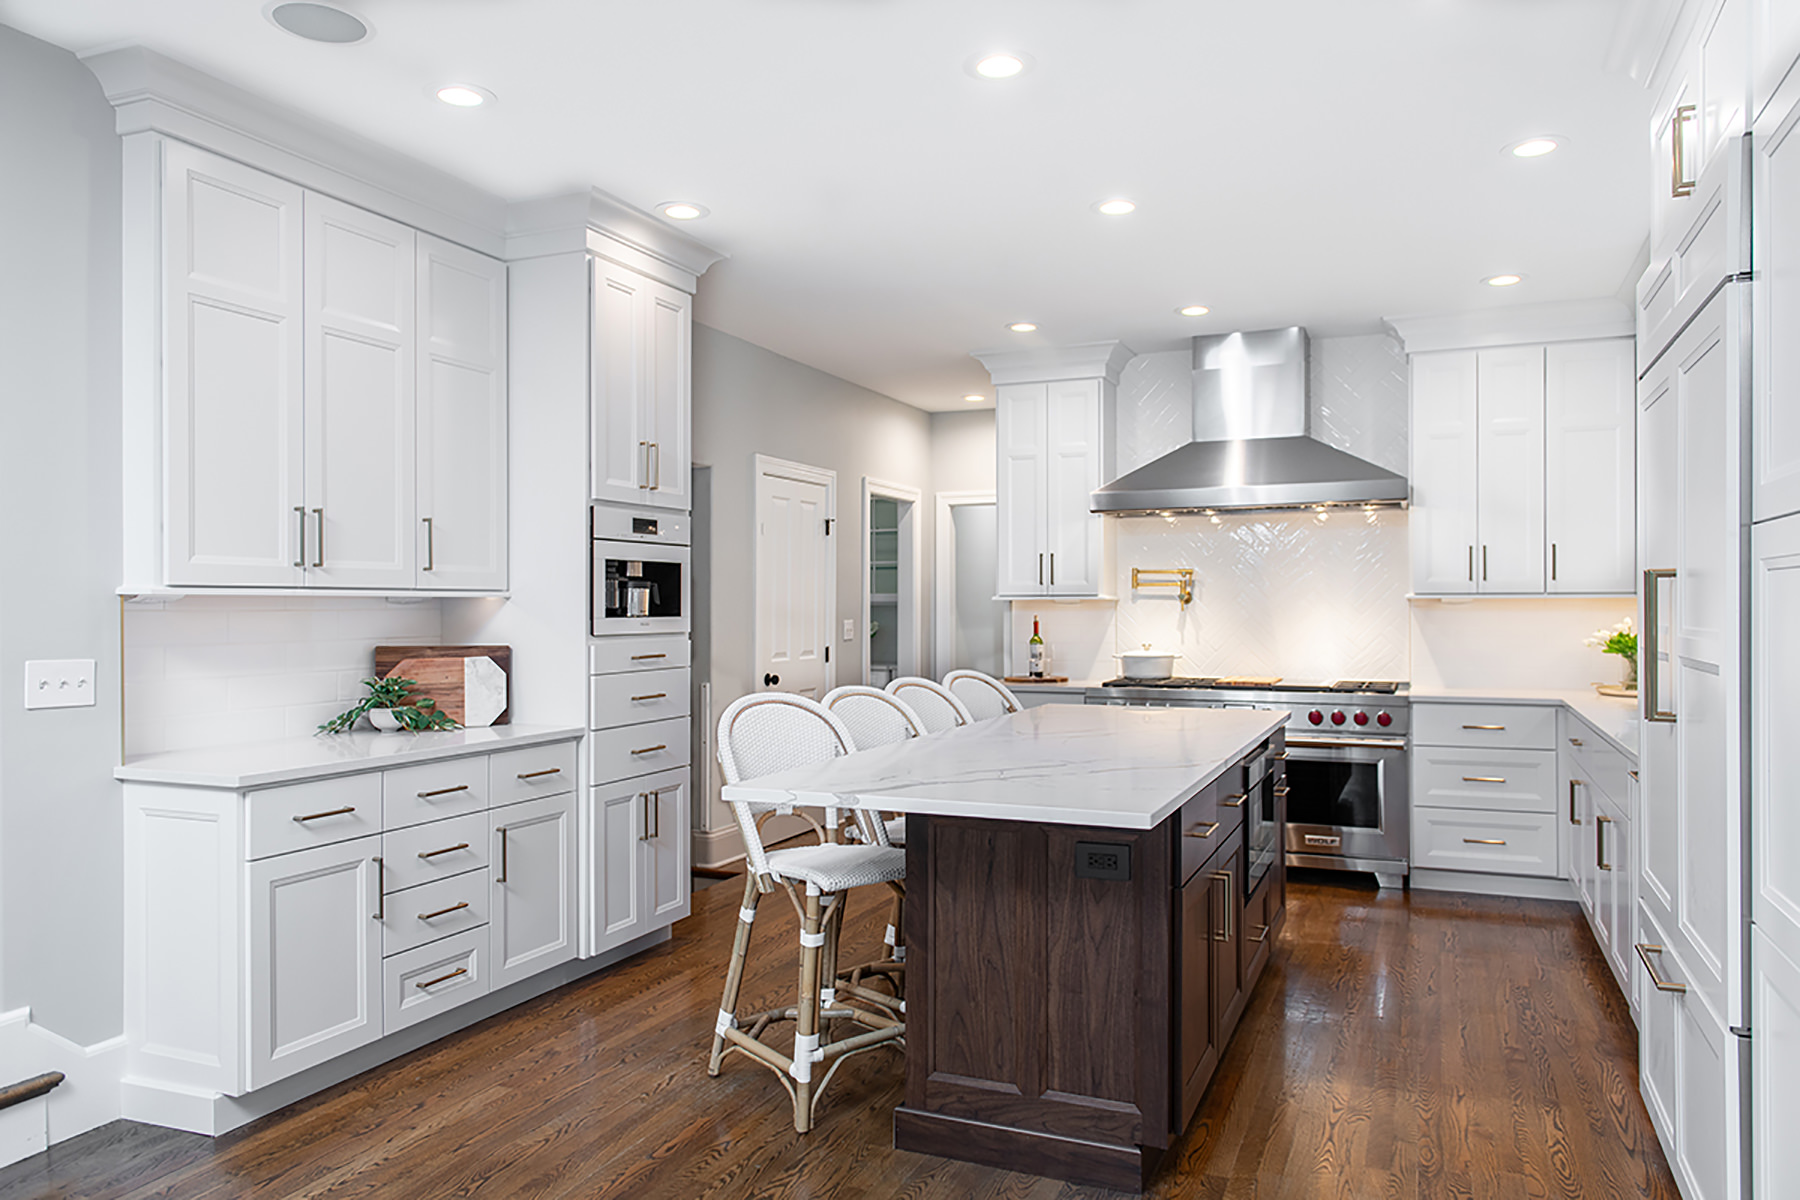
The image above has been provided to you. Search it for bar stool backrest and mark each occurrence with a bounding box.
[822,685,926,750]
[885,677,972,733]
[943,670,1022,720]
[716,692,856,879]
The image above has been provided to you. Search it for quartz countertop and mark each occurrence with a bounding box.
[1005,679,1105,692]
[1409,687,1639,760]
[723,704,1287,830]
[115,723,587,789]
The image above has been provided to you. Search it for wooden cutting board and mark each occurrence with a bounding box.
[1004,675,1070,684]
[374,645,512,726]
[1215,676,1282,687]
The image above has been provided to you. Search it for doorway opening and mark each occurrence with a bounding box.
[934,491,1001,677]
[863,478,921,686]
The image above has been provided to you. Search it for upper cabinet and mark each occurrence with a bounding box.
[1753,62,1800,521]
[135,139,507,593]
[591,259,691,511]
[1409,339,1634,597]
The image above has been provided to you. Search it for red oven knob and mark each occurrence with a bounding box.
[1353,711,1369,726]
[1330,710,1346,726]
[1376,711,1392,727]
[1307,709,1324,725]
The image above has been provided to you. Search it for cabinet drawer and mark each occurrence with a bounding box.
[382,869,490,957]
[383,757,489,830]
[381,810,489,893]
[1411,808,1560,876]
[589,635,689,675]
[247,773,382,860]
[590,668,690,730]
[489,742,578,809]
[382,927,489,1033]
[1564,724,1632,813]
[1412,747,1558,813]
[1412,703,1558,750]
[590,718,689,785]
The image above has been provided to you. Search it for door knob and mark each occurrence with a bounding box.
[763,673,780,687]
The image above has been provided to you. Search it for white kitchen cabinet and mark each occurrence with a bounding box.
[1407,350,1479,594]
[590,259,692,511]
[994,378,1113,598]
[416,234,508,589]
[1754,69,1800,522]
[303,193,417,589]
[644,770,691,926]
[1474,346,1546,593]
[1753,0,1800,121]
[589,767,690,955]
[1593,783,1633,995]
[161,139,306,587]
[490,791,578,992]
[1751,926,1800,1200]
[246,835,383,1090]
[1545,340,1637,593]
[1648,0,1749,272]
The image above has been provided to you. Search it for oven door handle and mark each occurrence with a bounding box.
[1285,735,1407,750]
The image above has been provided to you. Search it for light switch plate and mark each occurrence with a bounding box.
[24,659,97,709]
[843,619,855,641]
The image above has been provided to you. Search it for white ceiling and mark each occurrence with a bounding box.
[3,0,1650,411]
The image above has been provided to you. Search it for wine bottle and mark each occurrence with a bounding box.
[1028,616,1045,678]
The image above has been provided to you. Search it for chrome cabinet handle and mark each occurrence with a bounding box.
[1463,837,1507,845]
[1468,545,1474,582]
[294,805,356,823]
[418,784,471,799]
[1551,542,1556,582]
[1671,104,1697,197]
[1462,776,1507,784]
[418,842,470,860]
[630,693,667,702]
[495,826,508,883]
[1038,553,1044,585]
[1569,779,1583,826]
[1213,869,1234,942]
[294,505,307,568]
[422,517,434,571]
[1636,943,1687,993]
[311,508,324,568]
[1596,814,1613,871]
[418,901,471,922]
[517,768,562,780]
[1049,553,1055,585]
[1644,568,1677,723]
[630,744,667,756]
[416,967,467,990]
[1184,820,1220,839]
[371,856,383,920]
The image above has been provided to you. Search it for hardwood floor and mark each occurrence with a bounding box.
[0,870,1678,1199]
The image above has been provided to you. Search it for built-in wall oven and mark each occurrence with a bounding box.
[591,504,690,637]
[1281,732,1409,888]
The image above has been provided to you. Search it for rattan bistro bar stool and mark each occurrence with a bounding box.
[822,684,925,970]
[711,693,907,1132]
[943,669,1023,719]
[885,676,973,733]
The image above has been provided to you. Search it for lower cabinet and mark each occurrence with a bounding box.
[590,767,691,955]
[1558,709,1638,1009]
[491,793,578,991]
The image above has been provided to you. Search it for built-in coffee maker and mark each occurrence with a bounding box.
[590,504,690,636]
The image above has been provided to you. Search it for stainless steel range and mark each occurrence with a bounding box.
[1085,678,1411,888]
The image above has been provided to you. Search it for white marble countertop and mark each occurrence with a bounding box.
[724,704,1287,830]
[116,723,587,789]
[1409,687,1639,760]
[1003,679,1106,692]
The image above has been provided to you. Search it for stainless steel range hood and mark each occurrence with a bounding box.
[1090,327,1409,515]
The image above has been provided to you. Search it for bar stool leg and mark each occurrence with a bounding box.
[791,885,827,1132]
[709,873,760,1076]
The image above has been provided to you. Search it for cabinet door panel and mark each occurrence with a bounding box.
[590,780,645,953]
[1408,351,1478,594]
[1752,926,1800,1200]
[642,281,691,511]
[246,835,382,1089]
[416,234,507,589]
[1637,903,1681,1147]
[1698,0,1749,166]
[591,261,647,504]
[491,793,576,990]
[1045,379,1104,595]
[1638,358,1681,941]
[304,194,416,588]
[1752,0,1800,121]
[645,768,691,925]
[1475,346,1545,592]
[996,384,1047,596]
[1753,516,1800,968]
[1545,340,1635,593]
[1176,865,1218,1127]
[1754,74,1800,520]
[163,141,305,586]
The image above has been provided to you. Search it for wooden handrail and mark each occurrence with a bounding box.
[0,1071,65,1111]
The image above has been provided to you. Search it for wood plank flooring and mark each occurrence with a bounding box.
[0,870,1678,1199]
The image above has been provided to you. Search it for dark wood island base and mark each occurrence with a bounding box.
[893,732,1286,1193]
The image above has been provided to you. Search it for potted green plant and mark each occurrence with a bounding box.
[1584,617,1638,693]
[318,676,460,734]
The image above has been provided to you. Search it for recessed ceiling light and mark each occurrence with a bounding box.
[965,51,1033,81]
[658,202,709,221]
[267,1,370,44]
[436,84,493,108]
[1484,274,1524,287]
[964,394,986,403]
[1008,322,1037,333]
[1507,136,1563,158]
[1095,198,1136,216]
[1177,304,1210,317]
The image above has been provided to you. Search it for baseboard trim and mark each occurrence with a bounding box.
[693,825,745,870]
[894,1106,1159,1193]
[0,1007,129,1162]
[1409,868,1576,902]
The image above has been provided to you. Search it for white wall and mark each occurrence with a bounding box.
[1410,597,1636,690]
[0,23,124,1047]
[928,408,995,495]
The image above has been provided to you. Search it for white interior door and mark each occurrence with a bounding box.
[303,193,416,588]
[1475,345,1546,593]
[1408,350,1479,594]
[755,458,834,699]
[1545,339,1636,593]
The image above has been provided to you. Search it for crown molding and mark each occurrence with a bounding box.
[83,46,509,257]
[503,190,727,292]
[971,340,1137,386]
[1383,299,1634,355]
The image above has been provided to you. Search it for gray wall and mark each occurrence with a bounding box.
[928,408,995,496]
[0,24,124,1043]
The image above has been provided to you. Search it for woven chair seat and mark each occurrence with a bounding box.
[767,843,905,892]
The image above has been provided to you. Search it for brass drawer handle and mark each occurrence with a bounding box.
[1250,924,1270,945]
[1212,869,1234,942]
[630,693,668,702]
[1635,943,1687,993]
[416,967,468,990]
[418,842,470,860]
[630,744,667,756]
[1273,785,1290,797]
[630,653,667,661]
[1184,821,1221,839]
[418,784,471,799]
[1569,778,1583,826]
[516,768,562,780]
[1596,814,1613,871]
[418,901,471,921]
[1569,737,1584,746]
[1463,724,1506,730]
[1462,776,1507,783]
[1463,837,1507,845]
[1221,794,1246,808]
[293,805,356,823]
[1269,750,1288,760]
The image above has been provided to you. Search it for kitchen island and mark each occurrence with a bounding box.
[724,704,1289,1191]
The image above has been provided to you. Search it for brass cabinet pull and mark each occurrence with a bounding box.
[311,508,325,568]
[650,442,661,490]
[1213,869,1234,942]
[1273,785,1290,797]
[1551,542,1557,582]
[371,856,383,920]
[638,441,651,488]
[418,784,471,799]
[1596,814,1613,871]
[1629,769,1639,781]
[1462,724,1505,730]
[294,505,307,568]
[422,517,434,571]
[1671,104,1697,197]
[1636,943,1687,993]
[1250,924,1270,945]
[1468,545,1474,582]
[418,842,470,860]
[1462,776,1507,784]
[294,805,356,823]
[1049,553,1055,585]
[1038,553,1044,585]
[630,744,667,756]
[1184,820,1221,839]
[1221,793,1246,808]
[418,901,470,922]
[1644,568,1677,722]
[1569,737,1584,746]
[1482,545,1488,582]
[630,693,667,702]
[416,966,468,990]
[496,826,508,884]
[630,653,666,661]
[1270,750,1288,760]
[1569,779,1583,826]
[517,767,562,780]
[1463,837,1507,845]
